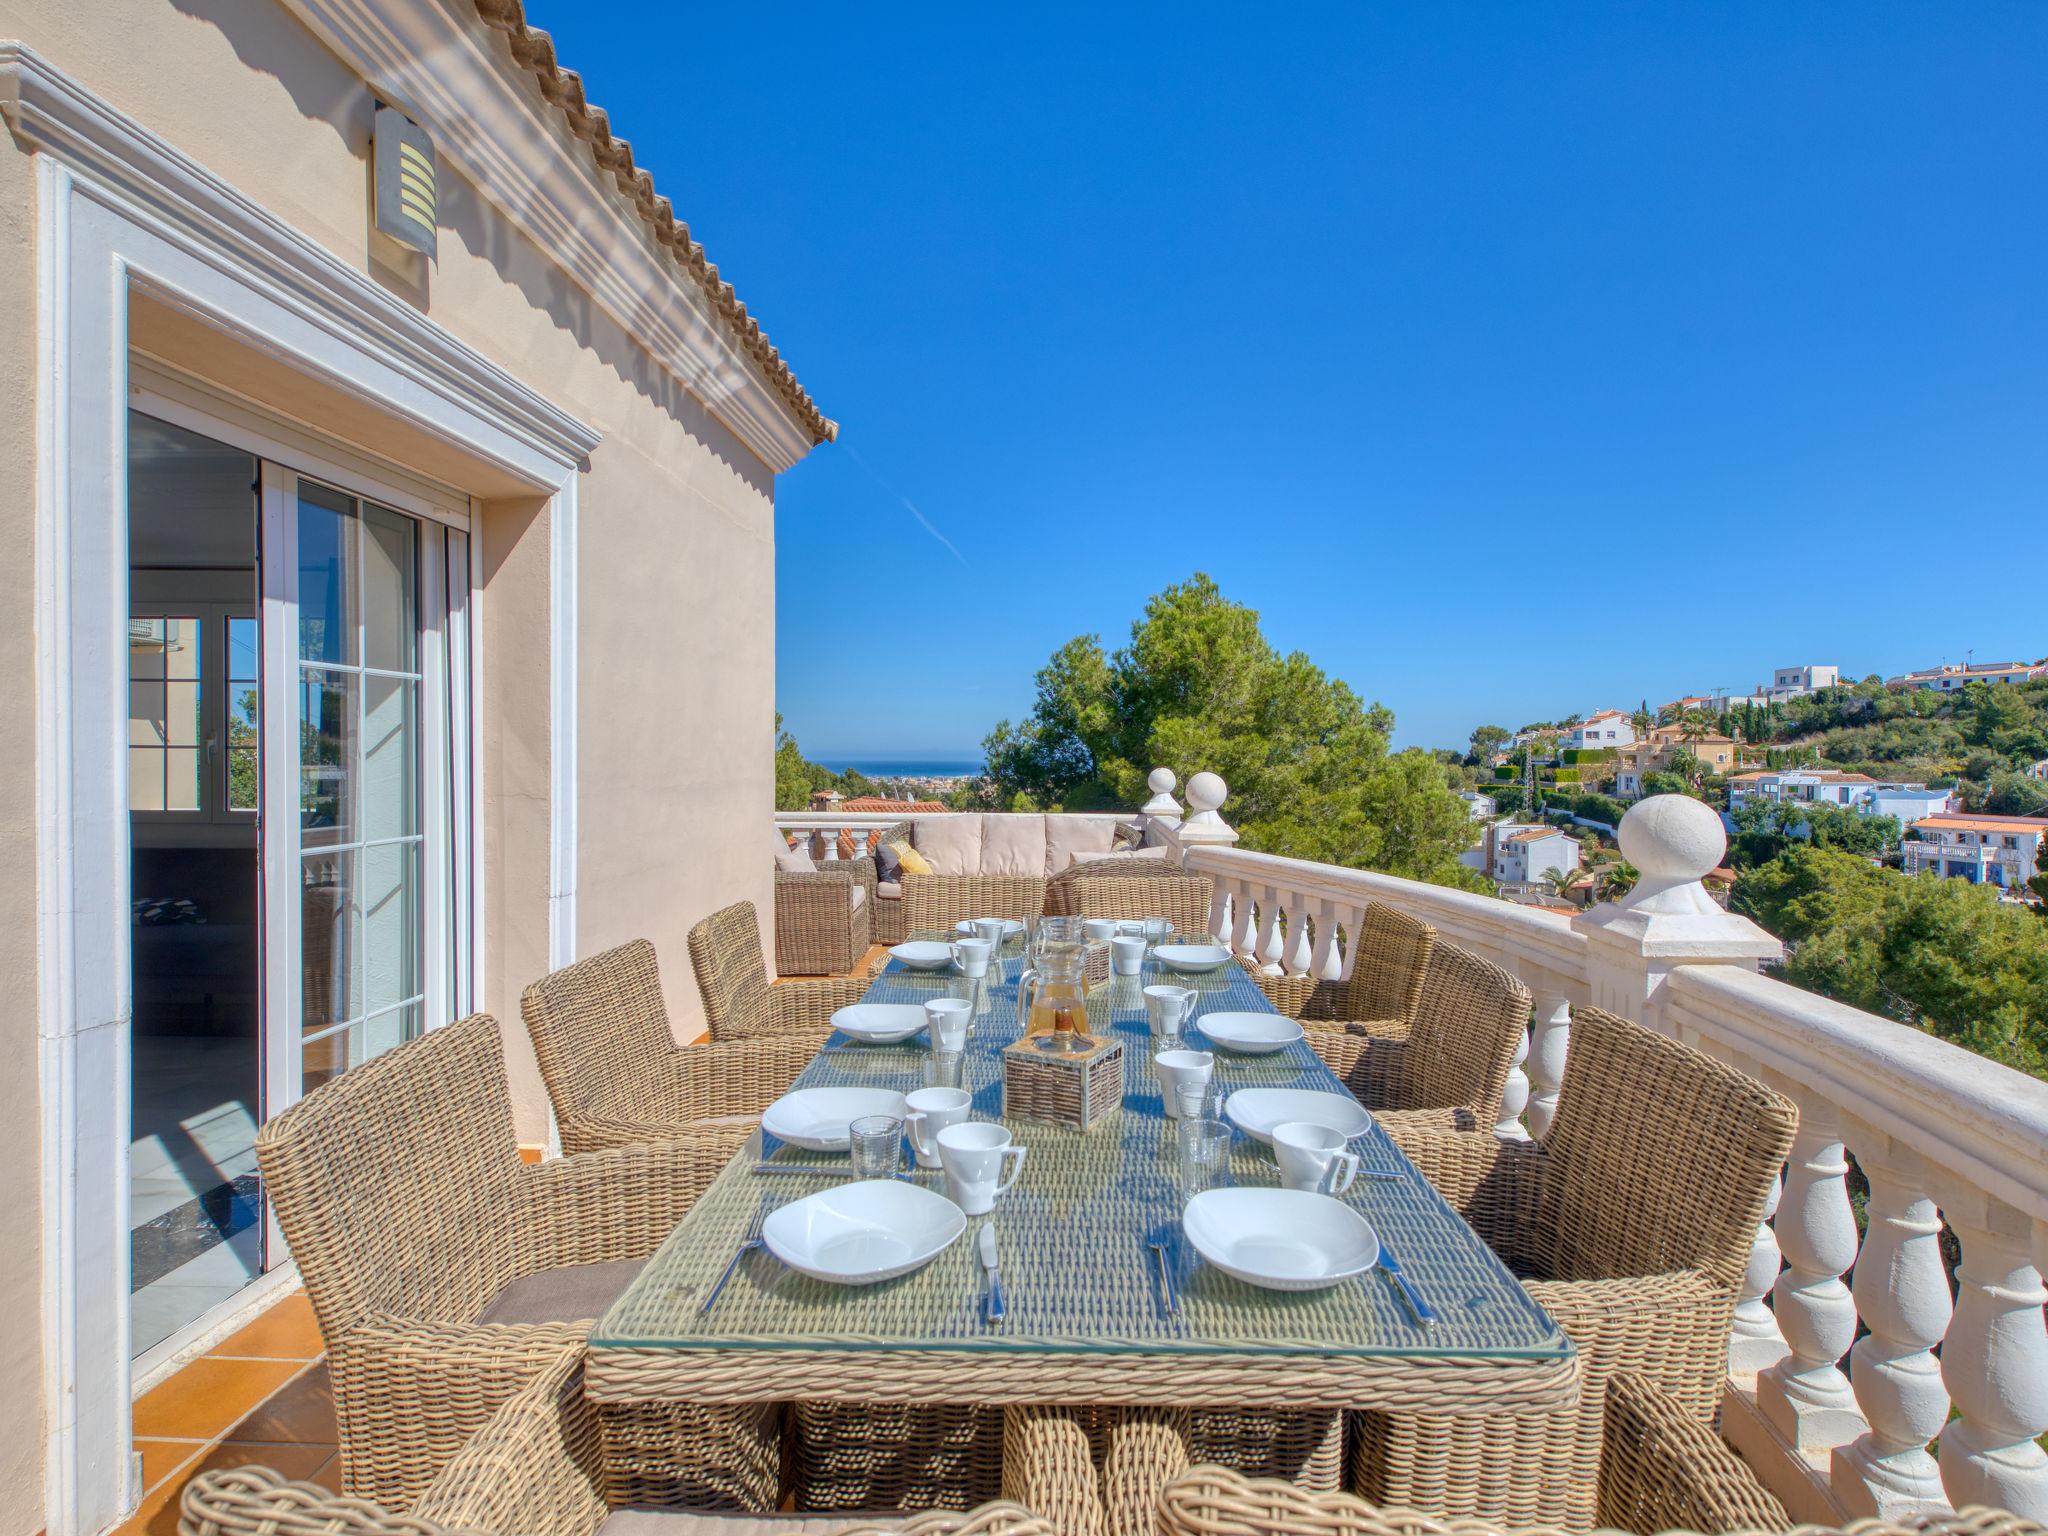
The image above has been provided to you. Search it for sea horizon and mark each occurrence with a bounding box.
[815,755,985,779]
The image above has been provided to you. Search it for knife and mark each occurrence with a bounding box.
[1377,1241,1435,1327]
[977,1224,1005,1324]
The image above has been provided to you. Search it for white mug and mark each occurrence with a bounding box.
[951,937,994,978]
[970,918,1008,949]
[1110,934,1147,976]
[903,1086,973,1169]
[1154,1048,1214,1120]
[1143,985,1196,1039]
[1272,1120,1360,1195]
[1082,918,1119,943]
[924,997,972,1052]
[936,1121,1027,1215]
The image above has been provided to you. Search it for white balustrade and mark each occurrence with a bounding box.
[1759,1096,1866,1452]
[1729,1167,1789,1374]
[1523,989,1570,1140]
[1937,1200,2048,1519]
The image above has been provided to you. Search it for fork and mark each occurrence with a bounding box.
[700,1210,767,1314]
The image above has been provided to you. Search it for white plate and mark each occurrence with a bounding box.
[1197,1012,1307,1055]
[763,1179,967,1285]
[761,1087,909,1151]
[890,941,955,971]
[831,1004,929,1044]
[1183,1188,1380,1292]
[1153,944,1232,975]
[1223,1088,1374,1145]
[954,918,1025,939]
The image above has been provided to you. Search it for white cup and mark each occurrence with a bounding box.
[925,997,972,1052]
[903,1086,973,1169]
[1082,918,1119,943]
[971,918,1008,949]
[936,1121,1027,1215]
[951,937,994,978]
[1154,1048,1214,1120]
[1143,984,1197,1040]
[1272,1120,1360,1195]
[1110,934,1147,976]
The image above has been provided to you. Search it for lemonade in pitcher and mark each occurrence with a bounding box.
[1017,922,1093,1052]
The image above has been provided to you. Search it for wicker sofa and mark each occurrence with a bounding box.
[775,828,876,975]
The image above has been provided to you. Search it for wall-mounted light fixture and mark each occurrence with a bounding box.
[372,104,437,259]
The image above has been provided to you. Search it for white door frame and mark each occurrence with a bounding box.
[5,44,600,1536]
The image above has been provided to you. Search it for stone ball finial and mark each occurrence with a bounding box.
[1618,794,1724,883]
[1186,771,1227,813]
[1147,767,1177,795]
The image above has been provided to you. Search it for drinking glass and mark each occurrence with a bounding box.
[925,1047,965,1089]
[849,1115,904,1179]
[1173,1077,1221,1124]
[1177,1118,1232,1193]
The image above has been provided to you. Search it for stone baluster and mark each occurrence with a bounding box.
[818,827,841,861]
[1231,885,1261,965]
[1728,1167,1790,1374]
[1255,887,1287,975]
[1283,903,1315,976]
[1307,898,1348,981]
[1495,1012,1531,1141]
[1759,1094,1866,1453]
[1937,1196,2048,1520]
[1207,883,1235,949]
[1522,987,1570,1140]
[1831,1136,1952,1517]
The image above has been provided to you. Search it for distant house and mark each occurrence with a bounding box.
[1457,790,1497,821]
[2029,759,2048,781]
[1885,661,2048,692]
[1902,814,2048,889]
[1615,726,1739,799]
[1663,694,1725,716]
[1852,785,1957,830]
[1484,823,1581,886]
[1758,664,1841,702]
[1726,769,1878,811]
[1564,710,1636,750]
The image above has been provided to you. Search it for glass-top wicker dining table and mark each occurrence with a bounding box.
[587,935,1575,1456]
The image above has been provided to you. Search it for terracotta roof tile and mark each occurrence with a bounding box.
[838,798,950,814]
[1915,815,2048,834]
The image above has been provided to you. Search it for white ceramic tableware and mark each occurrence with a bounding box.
[1153,944,1231,975]
[1154,1048,1215,1121]
[970,917,1012,949]
[761,1087,911,1151]
[890,941,955,971]
[830,1003,930,1044]
[955,917,1025,942]
[936,1122,1028,1216]
[1143,985,1198,1041]
[1181,1188,1380,1292]
[903,1086,973,1169]
[1222,1087,1374,1146]
[950,937,995,978]
[761,1179,968,1285]
[924,997,971,1052]
[1131,917,1174,941]
[1082,918,1119,942]
[1273,1120,1361,1194]
[1197,1012,1307,1056]
[1110,934,1147,976]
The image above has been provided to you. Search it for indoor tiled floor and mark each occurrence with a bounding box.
[123,1290,334,1535]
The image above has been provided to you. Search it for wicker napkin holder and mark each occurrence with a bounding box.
[1001,1034,1123,1131]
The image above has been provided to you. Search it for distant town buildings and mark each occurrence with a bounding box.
[1886,661,2048,691]
[1565,709,1635,750]
[1901,814,2048,889]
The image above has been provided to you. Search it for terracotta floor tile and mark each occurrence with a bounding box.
[126,1442,338,1536]
[309,1453,342,1492]
[132,1356,304,1442]
[134,1438,204,1494]
[111,1470,186,1536]
[222,1361,337,1445]
[209,1292,324,1360]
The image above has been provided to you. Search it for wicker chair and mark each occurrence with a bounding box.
[180,1346,1059,1536]
[1247,904,1437,1050]
[688,900,872,1042]
[1046,856,1214,936]
[521,938,826,1154]
[903,874,1048,938]
[776,854,877,976]
[1355,1008,1799,1529]
[253,1015,776,1513]
[1305,939,1531,1133]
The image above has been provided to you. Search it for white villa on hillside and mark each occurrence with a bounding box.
[1564,709,1635,749]
[1760,663,1840,700]
[1855,784,1958,829]
[1887,661,2048,691]
[1727,768,1877,811]
[1901,814,2048,889]
[1483,821,1582,886]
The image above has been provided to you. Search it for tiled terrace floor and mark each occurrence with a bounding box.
[125,1289,335,1535]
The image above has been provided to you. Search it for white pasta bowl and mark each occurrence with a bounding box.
[831,1004,929,1044]
[954,918,1025,940]
[1196,1012,1306,1055]
[763,1179,967,1285]
[761,1087,909,1151]
[889,941,955,971]
[1223,1087,1374,1145]
[1183,1188,1380,1292]
[1153,944,1231,975]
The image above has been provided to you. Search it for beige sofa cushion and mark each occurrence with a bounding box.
[912,815,982,875]
[981,815,1048,877]
[774,830,817,874]
[875,880,902,899]
[476,1257,645,1326]
[1044,814,1119,873]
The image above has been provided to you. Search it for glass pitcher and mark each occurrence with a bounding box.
[1016,930,1094,1053]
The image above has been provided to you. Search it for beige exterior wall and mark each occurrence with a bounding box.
[0,0,789,1517]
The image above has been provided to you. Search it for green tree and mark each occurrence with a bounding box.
[1630,701,1656,739]
[983,574,1487,890]
[1469,724,1511,762]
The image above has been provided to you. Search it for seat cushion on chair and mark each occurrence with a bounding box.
[476,1257,646,1326]
[1044,814,1118,873]
[875,880,902,899]
[912,816,982,875]
[774,831,817,875]
[601,1513,905,1535]
[981,815,1047,876]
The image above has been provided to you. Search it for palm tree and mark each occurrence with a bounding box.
[1542,864,1583,901]
[1586,856,1639,902]
[1630,701,1656,739]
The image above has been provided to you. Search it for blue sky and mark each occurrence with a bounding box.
[535,3,2047,758]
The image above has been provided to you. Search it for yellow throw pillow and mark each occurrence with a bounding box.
[890,842,934,877]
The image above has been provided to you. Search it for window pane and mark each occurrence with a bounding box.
[297,483,355,666]
[301,850,358,1034]
[129,747,164,812]
[164,618,200,680]
[361,675,416,842]
[129,618,166,679]
[360,841,418,1016]
[299,670,357,847]
[130,680,166,747]
[228,747,259,813]
[228,616,258,684]
[165,748,201,812]
[362,503,416,674]
[164,681,201,749]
